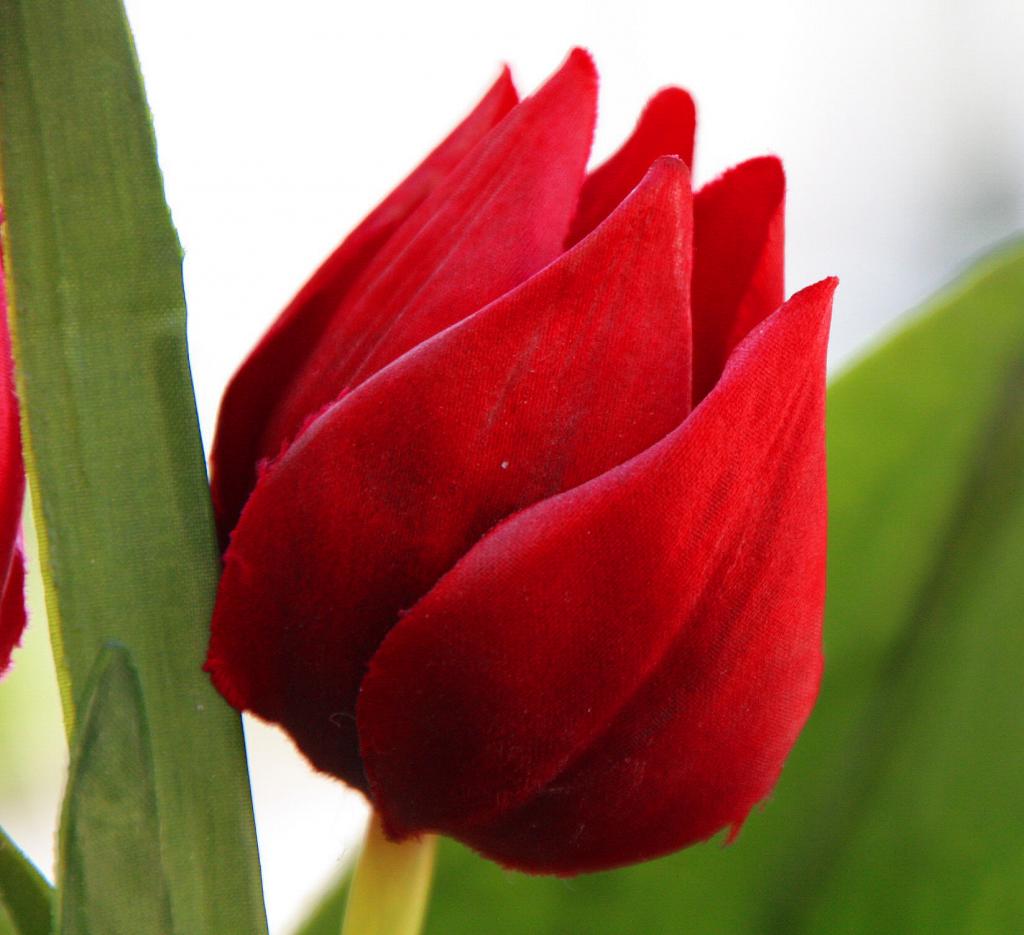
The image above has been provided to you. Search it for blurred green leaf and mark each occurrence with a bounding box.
[0,825,53,935]
[56,644,171,935]
[772,239,1024,934]
[293,872,349,935]
[0,0,267,932]
[414,240,1024,933]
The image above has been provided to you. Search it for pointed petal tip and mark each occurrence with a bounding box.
[801,275,839,331]
[635,153,692,205]
[569,153,691,256]
[712,274,835,398]
[647,152,691,179]
[645,86,697,122]
[775,274,838,337]
[798,274,840,304]
[701,154,786,200]
[643,88,697,160]
[750,154,785,191]
[788,274,840,341]
[489,64,519,108]
[632,87,696,169]
[565,46,598,74]
[553,48,599,97]
[565,81,695,247]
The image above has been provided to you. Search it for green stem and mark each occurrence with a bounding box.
[341,813,437,935]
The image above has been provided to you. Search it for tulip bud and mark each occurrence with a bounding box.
[206,50,834,874]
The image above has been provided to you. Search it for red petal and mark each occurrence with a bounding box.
[211,69,519,540]
[359,278,834,873]
[567,87,695,247]
[0,547,26,678]
[692,156,785,402]
[0,249,26,679]
[213,51,598,541]
[206,157,694,791]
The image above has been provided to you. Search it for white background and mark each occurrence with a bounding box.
[1,0,1022,932]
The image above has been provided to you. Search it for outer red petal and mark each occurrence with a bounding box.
[206,157,694,791]
[359,278,834,873]
[213,51,598,541]
[567,87,695,247]
[692,156,785,402]
[0,550,26,677]
[0,243,26,679]
[210,69,519,541]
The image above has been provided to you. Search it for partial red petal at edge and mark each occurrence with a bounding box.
[0,238,26,679]
[0,547,26,677]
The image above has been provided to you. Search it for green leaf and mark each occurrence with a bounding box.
[0,1,267,932]
[415,240,1024,933]
[772,239,1024,934]
[0,825,53,935]
[293,872,349,935]
[56,644,171,935]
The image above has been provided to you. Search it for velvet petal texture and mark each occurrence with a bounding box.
[207,157,694,789]
[360,278,834,872]
[0,239,26,678]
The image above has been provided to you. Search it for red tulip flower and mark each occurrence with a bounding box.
[206,50,835,874]
[0,225,26,679]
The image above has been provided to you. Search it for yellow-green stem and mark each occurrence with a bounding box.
[341,813,437,935]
